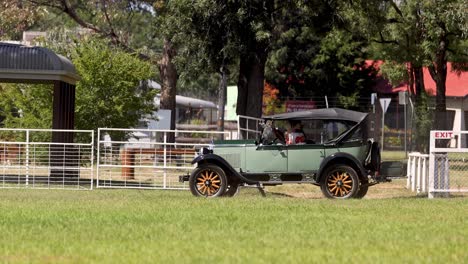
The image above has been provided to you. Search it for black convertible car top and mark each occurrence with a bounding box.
[263,107,368,123]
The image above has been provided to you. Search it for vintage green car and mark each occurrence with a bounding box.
[181,108,383,199]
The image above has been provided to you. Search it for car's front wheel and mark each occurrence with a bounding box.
[189,164,227,197]
[320,164,359,199]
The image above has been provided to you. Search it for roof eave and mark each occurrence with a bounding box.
[0,69,80,85]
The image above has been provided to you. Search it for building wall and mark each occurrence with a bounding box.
[446,97,468,147]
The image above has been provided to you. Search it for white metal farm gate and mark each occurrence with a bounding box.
[96,128,231,189]
[237,115,263,140]
[0,129,94,190]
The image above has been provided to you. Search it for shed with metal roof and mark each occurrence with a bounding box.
[0,42,79,142]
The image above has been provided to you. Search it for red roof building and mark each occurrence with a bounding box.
[367,60,468,97]
[367,60,467,145]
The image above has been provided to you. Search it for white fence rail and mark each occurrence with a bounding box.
[96,128,231,189]
[407,152,429,193]
[428,131,468,198]
[0,129,94,190]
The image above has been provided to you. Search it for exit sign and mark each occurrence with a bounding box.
[434,131,454,139]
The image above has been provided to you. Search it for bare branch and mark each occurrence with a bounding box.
[101,0,119,42]
[28,0,153,62]
[372,32,399,45]
[60,0,102,32]
[385,0,403,18]
[27,0,62,10]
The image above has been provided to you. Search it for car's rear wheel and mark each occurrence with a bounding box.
[320,164,359,199]
[189,164,227,197]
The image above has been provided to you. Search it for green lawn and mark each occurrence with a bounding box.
[382,150,407,161]
[0,188,466,263]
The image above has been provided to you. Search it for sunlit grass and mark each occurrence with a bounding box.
[0,187,466,263]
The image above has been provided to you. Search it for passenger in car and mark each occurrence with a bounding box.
[285,121,306,145]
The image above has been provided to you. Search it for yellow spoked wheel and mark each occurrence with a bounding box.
[189,164,227,197]
[320,164,359,199]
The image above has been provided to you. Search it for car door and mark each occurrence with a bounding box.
[244,144,288,173]
[287,144,324,173]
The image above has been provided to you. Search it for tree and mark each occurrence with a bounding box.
[170,1,348,117]
[342,0,468,117]
[0,0,43,40]
[340,0,468,150]
[0,36,156,141]
[71,37,156,134]
[421,0,468,116]
[263,82,283,115]
[26,0,178,140]
[268,27,378,108]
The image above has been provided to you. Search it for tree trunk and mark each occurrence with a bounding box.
[413,66,425,102]
[236,46,268,139]
[428,33,448,130]
[217,66,228,139]
[158,38,177,143]
[411,64,428,152]
[236,52,267,118]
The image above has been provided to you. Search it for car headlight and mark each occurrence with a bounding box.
[199,147,212,155]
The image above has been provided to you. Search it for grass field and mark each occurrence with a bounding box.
[0,181,466,263]
[381,151,407,161]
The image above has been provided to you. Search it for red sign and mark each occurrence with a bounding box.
[434,132,454,139]
[285,100,316,112]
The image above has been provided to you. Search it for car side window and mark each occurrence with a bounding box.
[301,120,321,144]
[305,121,352,143]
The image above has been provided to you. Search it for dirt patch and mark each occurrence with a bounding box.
[261,178,419,199]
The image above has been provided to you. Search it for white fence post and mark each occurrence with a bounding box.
[163,131,167,189]
[25,130,30,187]
[406,155,411,189]
[407,152,430,195]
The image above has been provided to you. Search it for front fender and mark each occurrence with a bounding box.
[316,152,367,183]
[191,154,257,184]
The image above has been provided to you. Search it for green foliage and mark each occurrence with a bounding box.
[414,92,433,152]
[419,0,468,61]
[267,25,378,101]
[380,62,409,87]
[338,92,359,109]
[71,37,156,139]
[0,83,53,142]
[0,83,53,129]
